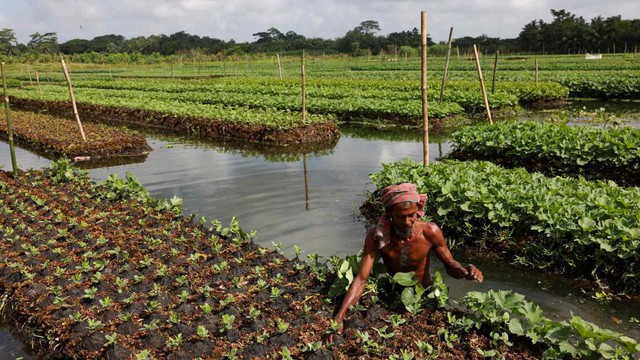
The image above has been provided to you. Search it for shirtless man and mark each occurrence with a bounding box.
[333,183,483,331]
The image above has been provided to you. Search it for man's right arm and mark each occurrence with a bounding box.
[333,229,378,329]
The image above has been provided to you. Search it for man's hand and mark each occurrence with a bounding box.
[463,264,483,282]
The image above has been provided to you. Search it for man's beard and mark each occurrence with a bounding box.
[393,224,413,239]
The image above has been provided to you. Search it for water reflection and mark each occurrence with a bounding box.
[303,154,310,211]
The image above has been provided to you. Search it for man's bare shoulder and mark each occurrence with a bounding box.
[415,221,444,241]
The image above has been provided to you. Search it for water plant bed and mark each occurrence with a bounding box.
[448,121,640,187]
[11,98,340,147]
[361,159,640,295]
[0,110,151,161]
[0,162,604,359]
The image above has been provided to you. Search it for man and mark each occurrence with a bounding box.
[333,183,483,331]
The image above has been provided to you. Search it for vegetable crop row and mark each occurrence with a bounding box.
[366,159,640,293]
[449,121,640,186]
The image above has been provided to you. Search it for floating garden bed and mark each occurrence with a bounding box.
[10,98,340,147]
[1,161,636,359]
[448,121,640,187]
[361,159,640,295]
[0,110,151,161]
[7,76,568,130]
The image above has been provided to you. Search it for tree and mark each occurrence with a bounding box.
[27,32,59,55]
[337,20,384,55]
[355,20,381,35]
[0,28,17,55]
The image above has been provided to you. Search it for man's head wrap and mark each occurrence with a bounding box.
[374,183,427,249]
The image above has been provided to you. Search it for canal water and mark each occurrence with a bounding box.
[0,123,638,357]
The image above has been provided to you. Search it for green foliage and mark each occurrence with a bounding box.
[462,290,639,359]
[98,172,183,216]
[369,159,640,291]
[451,121,640,179]
[49,158,86,183]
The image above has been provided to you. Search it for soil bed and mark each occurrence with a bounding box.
[0,165,547,359]
[11,98,341,147]
[0,109,151,161]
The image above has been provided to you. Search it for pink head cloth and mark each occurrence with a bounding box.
[374,183,427,249]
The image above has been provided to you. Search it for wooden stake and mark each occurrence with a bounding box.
[535,58,539,87]
[421,11,429,166]
[27,66,33,87]
[1,62,18,176]
[301,50,306,122]
[491,51,499,94]
[473,45,493,124]
[277,54,283,79]
[439,27,454,103]
[60,56,87,141]
[35,70,43,99]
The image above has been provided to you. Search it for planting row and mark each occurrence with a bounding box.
[2,161,637,358]
[0,110,151,160]
[363,159,640,294]
[448,121,640,186]
[9,97,340,147]
[9,77,567,128]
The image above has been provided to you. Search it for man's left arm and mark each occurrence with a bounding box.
[426,223,483,282]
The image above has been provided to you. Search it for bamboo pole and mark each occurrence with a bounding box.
[60,56,87,141]
[439,27,454,103]
[535,58,539,87]
[1,62,18,176]
[301,50,306,121]
[421,11,429,166]
[277,54,283,79]
[491,51,499,94]
[35,70,43,99]
[473,44,493,124]
[27,66,33,87]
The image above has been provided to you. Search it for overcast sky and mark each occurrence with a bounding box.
[2,0,639,44]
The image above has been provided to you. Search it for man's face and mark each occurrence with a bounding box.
[389,202,418,238]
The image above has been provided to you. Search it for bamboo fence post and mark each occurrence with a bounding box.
[421,11,429,166]
[473,44,493,124]
[35,70,43,99]
[1,62,18,176]
[301,50,306,122]
[277,54,283,79]
[491,50,499,94]
[439,27,454,103]
[60,56,87,141]
[535,58,539,86]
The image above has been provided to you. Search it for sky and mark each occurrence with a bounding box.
[1,0,639,45]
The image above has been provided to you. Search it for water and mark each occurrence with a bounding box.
[0,125,638,357]
[0,326,29,359]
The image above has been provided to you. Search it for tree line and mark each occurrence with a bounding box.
[0,9,638,62]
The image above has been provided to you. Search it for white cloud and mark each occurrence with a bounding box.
[5,0,640,43]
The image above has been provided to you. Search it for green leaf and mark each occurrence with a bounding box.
[508,318,525,336]
[393,272,418,287]
[578,217,597,231]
